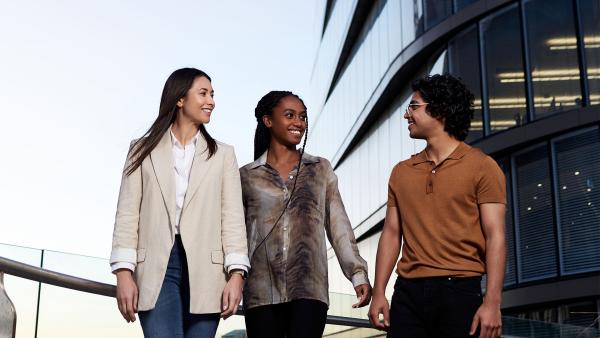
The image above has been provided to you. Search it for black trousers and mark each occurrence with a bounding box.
[388,276,483,338]
[244,299,328,338]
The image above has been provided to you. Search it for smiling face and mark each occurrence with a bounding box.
[176,76,215,124]
[263,95,307,148]
[404,91,443,140]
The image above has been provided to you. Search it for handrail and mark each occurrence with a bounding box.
[0,256,372,328]
[0,256,115,297]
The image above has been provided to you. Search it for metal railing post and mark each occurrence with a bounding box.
[0,271,17,338]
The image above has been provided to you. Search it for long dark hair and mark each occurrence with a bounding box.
[124,68,218,176]
[253,90,308,160]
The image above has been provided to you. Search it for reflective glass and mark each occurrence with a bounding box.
[454,0,478,12]
[424,0,453,30]
[525,0,582,117]
[514,145,557,282]
[401,0,424,46]
[553,128,600,275]
[497,158,516,286]
[481,4,527,134]
[448,25,483,142]
[580,0,600,105]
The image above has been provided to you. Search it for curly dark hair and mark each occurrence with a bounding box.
[253,91,308,160]
[411,74,474,141]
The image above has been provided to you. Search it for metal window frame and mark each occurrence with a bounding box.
[574,0,591,107]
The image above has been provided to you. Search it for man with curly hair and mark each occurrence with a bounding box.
[368,74,506,338]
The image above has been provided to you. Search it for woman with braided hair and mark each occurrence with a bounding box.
[240,91,372,338]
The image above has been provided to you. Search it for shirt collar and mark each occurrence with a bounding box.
[170,127,201,149]
[249,149,319,169]
[411,142,471,165]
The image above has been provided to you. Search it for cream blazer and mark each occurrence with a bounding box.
[110,130,248,313]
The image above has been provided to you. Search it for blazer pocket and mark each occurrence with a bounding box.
[211,250,224,264]
[137,249,146,263]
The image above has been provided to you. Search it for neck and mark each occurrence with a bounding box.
[267,141,299,165]
[171,120,200,146]
[424,133,461,165]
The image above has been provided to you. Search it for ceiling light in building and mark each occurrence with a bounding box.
[473,95,599,109]
[574,171,580,175]
[546,36,600,50]
[497,68,600,83]
[538,183,543,187]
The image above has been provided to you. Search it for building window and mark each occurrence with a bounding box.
[579,0,600,105]
[553,127,600,275]
[524,0,582,117]
[514,144,557,282]
[480,4,527,135]
[424,0,452,30]
[498,157,517,287]
[454,0,478,12]
[402,0,424,44]
[448,24,483,142]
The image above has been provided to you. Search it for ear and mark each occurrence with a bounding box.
[176,97,184,108]
[262,115,273,128]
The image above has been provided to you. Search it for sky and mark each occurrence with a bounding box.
[0,1,323,258]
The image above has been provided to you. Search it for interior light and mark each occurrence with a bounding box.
[546,36,600,50]
[574,171,580,175]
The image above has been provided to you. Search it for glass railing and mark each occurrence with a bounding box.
[1,242,599,337]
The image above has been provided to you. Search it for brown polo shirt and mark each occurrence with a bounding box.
[387,142,506,278]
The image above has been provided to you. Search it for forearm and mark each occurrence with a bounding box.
[484,234,506,304]
[373,229,401,295]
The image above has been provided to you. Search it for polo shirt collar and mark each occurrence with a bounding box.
[411,142,471,165]
[249,149,319,169]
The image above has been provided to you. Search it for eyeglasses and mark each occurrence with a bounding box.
[405,102,428,116]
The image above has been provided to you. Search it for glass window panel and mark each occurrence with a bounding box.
[525,0,582,117]
[514,145,557,282]
[424,0,453,30]
[454,0,478,12]
[481,4,527,134]
[497,158,517,287]
[553,128,600,274]
[580,0,600,104]
[448,24,483,142]
[401,0,424,47]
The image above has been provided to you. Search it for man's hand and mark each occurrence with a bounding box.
[469,299,502,338]
[352,283,372,308]
[368,290,390,331]
[116,269,138,323]
[221,274,244,319]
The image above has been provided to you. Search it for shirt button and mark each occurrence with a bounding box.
[289,175,293,179]
[283,227,287,231]
[283,247,287,251]
[432,170,436,174]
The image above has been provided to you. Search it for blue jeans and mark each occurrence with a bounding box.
[138,236,220,338]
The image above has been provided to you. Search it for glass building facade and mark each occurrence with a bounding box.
[308,0,600,335]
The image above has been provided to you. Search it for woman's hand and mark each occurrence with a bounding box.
[352,283,372,308]
[221,274,244,319]
[116,269,138,323]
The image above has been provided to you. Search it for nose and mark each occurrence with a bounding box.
[403,107,411,119]
[207,95,215,107]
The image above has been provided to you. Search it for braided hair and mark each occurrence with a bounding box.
[253,91,308,160]
[250,91,309,266]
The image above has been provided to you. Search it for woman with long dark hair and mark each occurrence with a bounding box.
[240,91,372,338]
[110,68,249,337]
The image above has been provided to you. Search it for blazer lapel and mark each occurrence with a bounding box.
[150,130,177,227]
[182,133,213,211]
